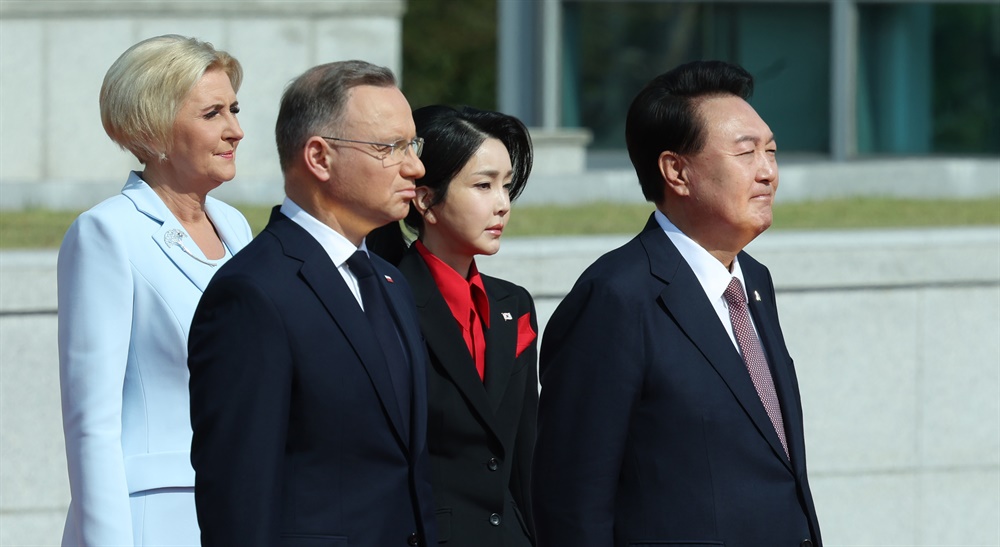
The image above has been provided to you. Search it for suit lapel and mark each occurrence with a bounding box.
[204,197,246,253]
[482,278,516,410]
[268,211,410,448]
[375,261,430,455]
[640,218,792,470]
[122,174,216,292]
[743,261,803,467]
[371,257,420,377]
[372,253,431,451]
[399,250,505,441]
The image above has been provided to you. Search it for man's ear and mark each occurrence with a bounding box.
[303,137,333,181]
[414,186,436,224]
[658,150,690,197]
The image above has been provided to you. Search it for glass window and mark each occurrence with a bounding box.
[564,1,1000,158]
[563,1,831,154]
[856,2,999,155]
[929,3,1000,154]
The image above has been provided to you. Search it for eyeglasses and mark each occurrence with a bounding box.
[321,136,424,165]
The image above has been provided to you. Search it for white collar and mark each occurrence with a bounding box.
[653,209,747,301]
[280,197,365,267]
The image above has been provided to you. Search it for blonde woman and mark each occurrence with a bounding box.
[57,35,252,545]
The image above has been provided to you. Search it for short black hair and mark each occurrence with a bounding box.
[625,60,754,203]
[403,105,533,234]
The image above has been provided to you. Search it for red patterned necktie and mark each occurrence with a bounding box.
[724,277,789,459]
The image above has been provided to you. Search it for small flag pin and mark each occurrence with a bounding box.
[383,275,394,283]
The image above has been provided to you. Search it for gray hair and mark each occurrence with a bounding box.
[274,60,397,172]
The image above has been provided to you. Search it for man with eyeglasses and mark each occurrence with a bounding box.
[187,60,437,547]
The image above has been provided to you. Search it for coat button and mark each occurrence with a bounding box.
[407,532,419,546]
[487,457,499,471]
[489,513,501,526]
[800,540,813,547]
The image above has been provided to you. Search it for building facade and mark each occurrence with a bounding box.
[0,0,407,209]
[500,0,1000,162]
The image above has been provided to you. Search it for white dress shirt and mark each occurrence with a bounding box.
[280,197,369,308]
[653,209,761,351]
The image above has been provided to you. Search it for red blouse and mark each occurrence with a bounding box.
[415,241,490,381]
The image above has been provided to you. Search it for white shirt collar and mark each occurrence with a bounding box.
[280,197,367,266]
[280,197,369,307]
[653,209,747,302]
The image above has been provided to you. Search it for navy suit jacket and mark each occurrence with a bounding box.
[398,247,537,546]
[532,214,821,547]
[188,208,437,547]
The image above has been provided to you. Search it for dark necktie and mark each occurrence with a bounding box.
[347,251,411,427]
[724,277,789,459]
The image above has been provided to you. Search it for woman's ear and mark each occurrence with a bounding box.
[414,186,436,224]
[658,150,690,197]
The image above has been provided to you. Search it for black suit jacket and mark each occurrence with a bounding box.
[532,214,821,547]
[398,246,537,546]
[188,209,437,547]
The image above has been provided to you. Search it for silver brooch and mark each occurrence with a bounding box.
[164,228,217,267]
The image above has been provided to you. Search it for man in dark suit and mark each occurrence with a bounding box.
[187,61,436,546]
[532,60,822,547]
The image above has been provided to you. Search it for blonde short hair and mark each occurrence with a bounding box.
[100,34,243,163]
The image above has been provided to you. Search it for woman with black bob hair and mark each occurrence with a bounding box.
[369,104,537,546]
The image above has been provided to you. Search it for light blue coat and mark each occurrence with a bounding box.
[57,172,253,546]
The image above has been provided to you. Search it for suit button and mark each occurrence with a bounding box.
[407,532,419,546]
[489,513,501,526]
[487,457,499,471]
[800,540,813,547]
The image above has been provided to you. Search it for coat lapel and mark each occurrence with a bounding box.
[268,210,410,448]
[743,262,803,468]
[122,173,216,292]
[372,252,432,452]
[370,257,420,379]
[482,278,516,410]
[399,249,505,442]
[373,257,429,453]
[204,197,247,254]
[640,217,792,470]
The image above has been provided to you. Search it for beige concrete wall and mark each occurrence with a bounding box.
[2,227,998,545]
[0,0,406,210]
[479,227,1000,547]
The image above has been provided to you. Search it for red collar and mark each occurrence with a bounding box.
[415,241,490,330]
